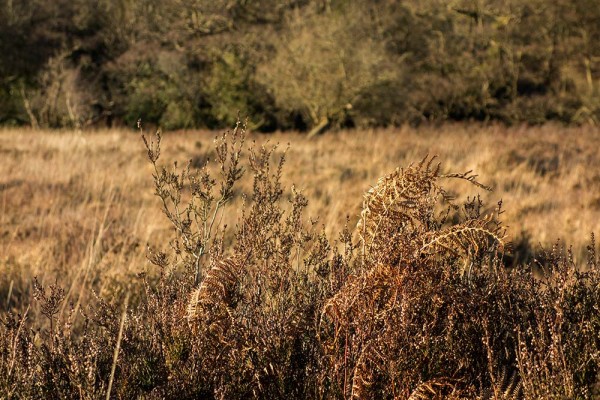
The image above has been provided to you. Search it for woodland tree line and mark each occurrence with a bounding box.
[1,0,599,132]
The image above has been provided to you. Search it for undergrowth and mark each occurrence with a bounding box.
[1,121,599,399]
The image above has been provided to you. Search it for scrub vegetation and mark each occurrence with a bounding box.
[1,122,600,398]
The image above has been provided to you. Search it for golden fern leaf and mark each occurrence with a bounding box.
[186,287,202,323]
[502,372,522,400]
[358,158,494,252]
[357,160,440,253]
[441,171,492,192]
[351,344,374,399]
[420,215,505,260]
[484,364,523,400]
[496,364,522,400]
[407,378,461,400]
[320,263,402,357]
[187,257,242,323]
[321,264,399,325]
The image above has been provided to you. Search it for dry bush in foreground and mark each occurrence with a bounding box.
[320,161,600,399]
[1,122,600,399]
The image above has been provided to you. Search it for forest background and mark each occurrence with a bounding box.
[1,0,599,134]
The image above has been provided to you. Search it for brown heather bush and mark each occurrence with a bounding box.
[1,121,600,399]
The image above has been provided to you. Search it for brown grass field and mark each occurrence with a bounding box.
[2,124,600,303]
[2,123,600,398]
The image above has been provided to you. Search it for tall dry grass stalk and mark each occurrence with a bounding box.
[106,291,129,400]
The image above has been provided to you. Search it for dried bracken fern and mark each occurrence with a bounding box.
[356,156,501,267]
[357,158,439,264]
[479,366,523,400]
[420,215,506,275]
[420,215,504,257]
[322,263,401,326]
[350,342,381,399]
[321,156,518,398]
[187,257,243,323]
[407,378,466,400]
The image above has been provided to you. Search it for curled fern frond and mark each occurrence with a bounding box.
[441,170,493,191]
[407,377,463,400]
[357,157,444,264]
[420,215,506,260]
[484,362,523,400]
[187,257,243,323]
[351,344,376,399]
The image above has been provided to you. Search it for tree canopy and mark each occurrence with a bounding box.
[1,0,599,130]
